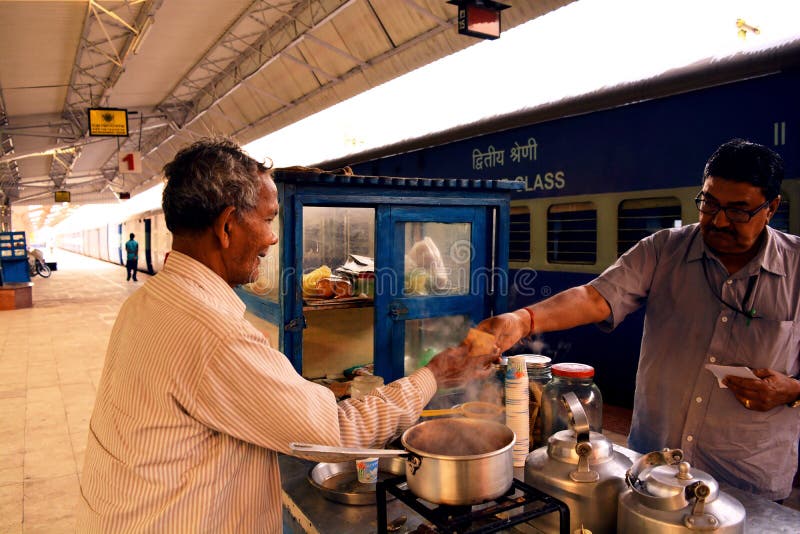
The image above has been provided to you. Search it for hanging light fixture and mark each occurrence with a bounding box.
[447,0,511,40]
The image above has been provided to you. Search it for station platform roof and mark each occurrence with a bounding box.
[0,0,573,209]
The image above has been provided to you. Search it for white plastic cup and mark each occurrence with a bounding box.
[355,457,379,483]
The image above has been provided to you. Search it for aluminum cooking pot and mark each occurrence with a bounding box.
[401,417,515,505]
[291,417,515,506]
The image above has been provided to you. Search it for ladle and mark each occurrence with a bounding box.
[290,442,405,463]
[420,401,504,420]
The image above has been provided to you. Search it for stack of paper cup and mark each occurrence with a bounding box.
[505,355,530,467]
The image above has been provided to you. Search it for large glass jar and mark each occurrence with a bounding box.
[525,355,552,450]
[540,363,602,442]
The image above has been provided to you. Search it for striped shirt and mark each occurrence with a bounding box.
[76,251,436,532]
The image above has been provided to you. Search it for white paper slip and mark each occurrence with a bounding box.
[705,364,759,388]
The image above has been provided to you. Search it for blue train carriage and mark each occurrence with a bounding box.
[339,66,799,408]
[57,208,172,276]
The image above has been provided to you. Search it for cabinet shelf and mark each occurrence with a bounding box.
[303,297,374,311]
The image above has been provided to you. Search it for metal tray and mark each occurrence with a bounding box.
[307,457,406,505]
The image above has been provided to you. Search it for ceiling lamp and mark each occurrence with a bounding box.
[447,0,511,40]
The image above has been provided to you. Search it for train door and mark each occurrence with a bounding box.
[98,225,109,262]
[89,228,100,258]
[149,212,172,272]
[373,205,492,382]
[110,223,123,265]
[143,218,153,274]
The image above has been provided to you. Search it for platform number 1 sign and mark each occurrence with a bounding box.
[119,151,142,174]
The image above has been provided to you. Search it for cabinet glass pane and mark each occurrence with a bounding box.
[404,315,472,376]
[302,207,374,272]
[241,217,280,302]
[404,222,471,296]
[303,307,374,379]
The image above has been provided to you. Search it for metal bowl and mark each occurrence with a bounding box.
[307,456,405,505]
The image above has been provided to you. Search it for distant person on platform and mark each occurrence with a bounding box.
[76,137,501,532]
[124,232,138,281]
[477,139,800,501]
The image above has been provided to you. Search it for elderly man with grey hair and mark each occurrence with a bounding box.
[77,137,499,532]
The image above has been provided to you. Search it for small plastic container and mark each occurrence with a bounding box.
[355,457,379,483]
[350,375,384,399]
[540,363,602,442]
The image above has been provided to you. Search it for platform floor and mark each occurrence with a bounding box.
[0,249,151,533]
[0,249,796,533]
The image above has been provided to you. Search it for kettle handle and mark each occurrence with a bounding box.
[561,392,590,441]
[562,393,601,483]
[625,448,688,510]
[626,448,684,487]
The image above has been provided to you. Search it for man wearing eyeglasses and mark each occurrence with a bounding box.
[478,138,800,501]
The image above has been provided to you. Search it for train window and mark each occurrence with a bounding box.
[770,193,790,233]
[509,207,531,262]
[547,202,597,264]
[617,197,682,256]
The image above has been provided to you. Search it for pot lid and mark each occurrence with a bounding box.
[639,462,719,503]
[547,430,615,463]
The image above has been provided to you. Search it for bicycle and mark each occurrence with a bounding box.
[29,256,51,278]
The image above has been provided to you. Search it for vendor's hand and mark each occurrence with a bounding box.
[723,368,800,411]
[475,310,530,352]
[426,344,500,390]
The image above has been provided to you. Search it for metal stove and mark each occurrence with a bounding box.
[376,476,570,534]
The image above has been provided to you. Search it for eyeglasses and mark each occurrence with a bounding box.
[694,192,770,223]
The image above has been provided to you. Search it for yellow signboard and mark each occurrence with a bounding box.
[88,108,129,137]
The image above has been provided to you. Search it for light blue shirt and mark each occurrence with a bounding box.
[590,223,800,499]
[125,239,138,262]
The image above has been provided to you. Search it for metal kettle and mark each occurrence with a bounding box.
[525,392,632,534]
[618,448,746,533]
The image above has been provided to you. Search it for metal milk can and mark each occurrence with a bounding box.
[525,392,632,534]
[618,448,746,533]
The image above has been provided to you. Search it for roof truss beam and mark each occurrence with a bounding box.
[48,0,164,195]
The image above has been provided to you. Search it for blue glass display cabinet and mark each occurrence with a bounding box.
[0,231,30,284]
[235,170,523,383]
